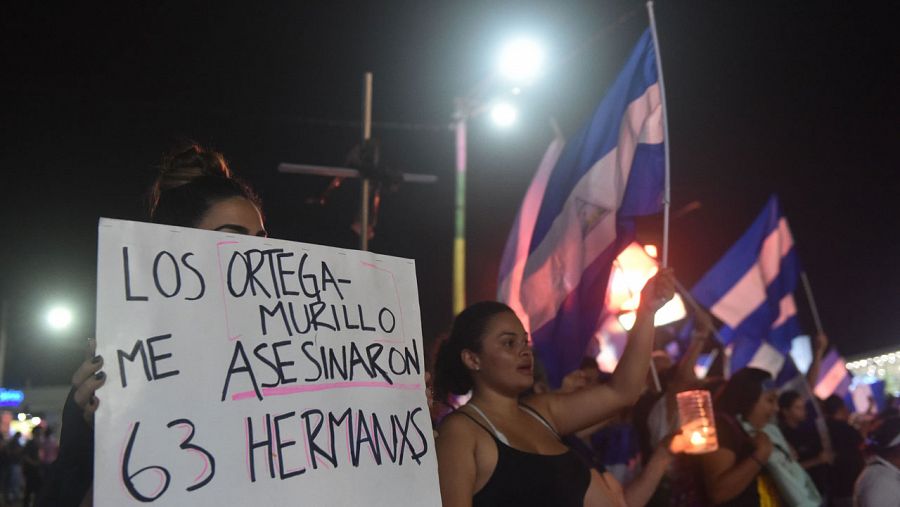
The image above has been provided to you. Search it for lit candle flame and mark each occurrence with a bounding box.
[690,431,707,446]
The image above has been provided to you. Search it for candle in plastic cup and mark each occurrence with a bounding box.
[676,390,719,454]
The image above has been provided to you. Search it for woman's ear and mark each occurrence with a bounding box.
[461,349,480,372]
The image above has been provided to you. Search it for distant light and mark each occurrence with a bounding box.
[490,102,518,127]
[617,296,686,331]
[0,389,25,407]
[30,417,41,426]
[610,242,686,331]
[46,306,73,330]
[498,38,544,83]
[17,413,26,422]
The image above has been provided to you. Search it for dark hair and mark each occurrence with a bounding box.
[148,143,262,227]
[822,394,847,417]
[778,390,802,411]
[433,301,514,402]
[715,367,773,418]
[868,416,900,457]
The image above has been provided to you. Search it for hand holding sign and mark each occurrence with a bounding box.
[71,338,105,425]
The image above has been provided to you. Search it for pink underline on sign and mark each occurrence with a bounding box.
[230,381,421,401]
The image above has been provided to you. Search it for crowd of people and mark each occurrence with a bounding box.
[430,311,899,507]
[0,426,58,507]
[27,144,900,506]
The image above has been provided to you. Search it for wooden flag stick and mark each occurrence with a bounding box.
[800,271,825,336]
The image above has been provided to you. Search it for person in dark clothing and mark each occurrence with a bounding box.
[777,390,833,498]
[5,432,24,504]
[854,416,900,506]
[822,395,865,507]
[22,427,44,507]
[700,368,781,507]
[433,271,674,507]
[38,143,267,507]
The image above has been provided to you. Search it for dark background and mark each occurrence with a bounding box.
[1,0,897,387]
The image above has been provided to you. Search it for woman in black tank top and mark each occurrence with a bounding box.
[433,270,674,507]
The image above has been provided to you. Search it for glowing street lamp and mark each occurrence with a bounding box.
[46,306,74,331]
[490,102,518,127]
[498,38,545,84]
[452,37,545,314]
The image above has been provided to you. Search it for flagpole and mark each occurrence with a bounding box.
[673,277,737,379]
[646,1,671,268]
[798,271,833,451]
[646,1,670,393]
[673,279,729,346]
[800,271,825,335]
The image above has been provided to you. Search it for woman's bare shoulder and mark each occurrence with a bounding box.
[438,410,480,437]
[436,410,488,455]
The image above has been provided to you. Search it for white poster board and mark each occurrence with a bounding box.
[95,219,440,506]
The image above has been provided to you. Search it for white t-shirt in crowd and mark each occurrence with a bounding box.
[854,456,900,507]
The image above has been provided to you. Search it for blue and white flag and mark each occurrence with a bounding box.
[816,349,881,414]
[814,348,852,399]
[692,195,802,358]
[497,29,665,387]
[847,379,886,414]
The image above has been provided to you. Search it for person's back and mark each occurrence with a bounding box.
[827,419,864,496]
[822,395,865,504]
[854,416,900,507]
[23,428,44,506]
[7,436,22,465]
[23,433,41,472]
[40,428,59,466]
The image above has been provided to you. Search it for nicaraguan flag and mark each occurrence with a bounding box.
[814,348,852,399]
[847,379,885,414]
[497,29,664,387]
[692,195,802,357]
[728,335,805,386]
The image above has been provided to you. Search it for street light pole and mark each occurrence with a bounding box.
[0,300,7,386]
[453,100,468,316]
[450,36,544,316]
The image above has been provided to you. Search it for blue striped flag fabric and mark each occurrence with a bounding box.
[497,29,665,387]
[692,195,802,357]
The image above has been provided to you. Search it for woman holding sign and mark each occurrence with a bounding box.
[40,143,266,507]
[434,270,674,507]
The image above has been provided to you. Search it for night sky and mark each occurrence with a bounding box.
[1,1,897,387]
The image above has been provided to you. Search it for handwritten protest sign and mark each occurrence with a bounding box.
[95,219,440,506]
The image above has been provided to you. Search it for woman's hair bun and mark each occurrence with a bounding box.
[148,142,260,227]
[157,143,232,191]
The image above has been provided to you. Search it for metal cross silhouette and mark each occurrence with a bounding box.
[278,73,437,251]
